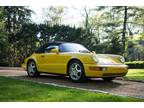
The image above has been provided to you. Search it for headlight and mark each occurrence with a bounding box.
[92,55,98,63]
[119,56,125,63]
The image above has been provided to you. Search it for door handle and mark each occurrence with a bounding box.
[41,55,45,57]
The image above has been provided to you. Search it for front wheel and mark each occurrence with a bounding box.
[103,77,115,81]
[68,60,86,82]
[27,60,39,77]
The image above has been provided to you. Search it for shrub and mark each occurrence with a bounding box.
[125,61,144,69]
[0,62,9,67]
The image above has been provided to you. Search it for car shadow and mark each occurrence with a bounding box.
[15,73,123,91]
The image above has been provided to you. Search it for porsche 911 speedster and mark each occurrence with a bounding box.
[22,42,128,82]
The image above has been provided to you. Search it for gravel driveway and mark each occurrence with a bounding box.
[0,67,144,99]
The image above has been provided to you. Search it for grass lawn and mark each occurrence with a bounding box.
[125,69,144,81]
[0,76,143,102]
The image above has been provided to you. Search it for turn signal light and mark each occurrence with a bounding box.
[89,67,107,71]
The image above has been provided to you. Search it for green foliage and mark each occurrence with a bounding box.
[0,8,8,65]
[0,6,33,66]
[3,6,33,43]
[82,6,126,54]
[15,23,39,59]
[38,24,85,43]
[87,6,144,56]
[125,38,144,61]
[38,24,88,44]
[125,61,144,69]
[0,6,144,66]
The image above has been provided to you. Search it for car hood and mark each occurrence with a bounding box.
[62,52,122,65]
[95,54,122,65]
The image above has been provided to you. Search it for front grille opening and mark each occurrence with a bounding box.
[103,73,126,77]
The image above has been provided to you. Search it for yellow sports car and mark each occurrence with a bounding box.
[22,42,128,82]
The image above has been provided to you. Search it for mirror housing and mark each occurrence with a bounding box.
[50,48,59,54]
[91,51,96,54]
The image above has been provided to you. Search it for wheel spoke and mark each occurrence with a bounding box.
[31,63,35,68]
[74,72,79,78]
[75,64,81,74]
[75,67,81,73]
[28,66,31,73]
[70,70,75,76]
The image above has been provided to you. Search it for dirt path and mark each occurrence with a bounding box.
[0,67,144,99]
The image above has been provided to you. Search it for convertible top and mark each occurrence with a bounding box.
[47,41,66,45]
[45,41,78,46]
[35,41,76,53]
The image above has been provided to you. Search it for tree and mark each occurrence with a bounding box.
[3,6,33,43]
[92,7,124,54]
[0,7,9,66]
[76,6,98,51]
[2,6,33,66]
[43,6,65,26]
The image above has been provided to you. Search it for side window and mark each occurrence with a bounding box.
[44,45,59,53]
[59,44,69,52]
[35,44,47,53]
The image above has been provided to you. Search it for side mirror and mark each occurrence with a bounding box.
[50,48,59,54]
[92,51,96,54]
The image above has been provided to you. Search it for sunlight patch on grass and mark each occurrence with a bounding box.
[125,69,144,80]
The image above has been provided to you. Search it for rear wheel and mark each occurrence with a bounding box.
[68,60,86,82]
[103,77,115,81]
[27,60,39,77]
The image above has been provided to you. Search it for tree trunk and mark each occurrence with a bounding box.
[122,6,128,54]
[84,6,90,35]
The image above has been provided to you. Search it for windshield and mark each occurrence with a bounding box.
[60,43,90,53]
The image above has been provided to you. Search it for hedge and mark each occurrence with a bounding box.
[0,62,9,67]
[125,61,144,69]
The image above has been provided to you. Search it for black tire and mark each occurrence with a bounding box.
[68,60,86,82]
[27,60,40,77]
[103,77,115,81]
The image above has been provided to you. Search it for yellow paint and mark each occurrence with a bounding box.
[22,52,128,78]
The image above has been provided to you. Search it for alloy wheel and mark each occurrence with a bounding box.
[28,61,36,77]
[69,62,82,81]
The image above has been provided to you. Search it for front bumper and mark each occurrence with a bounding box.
[84,64,128,78]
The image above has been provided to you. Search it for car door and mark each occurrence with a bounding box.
[36,44,70,74]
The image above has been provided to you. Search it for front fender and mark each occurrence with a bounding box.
[70,53,95,64]
[22,53,38,70]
